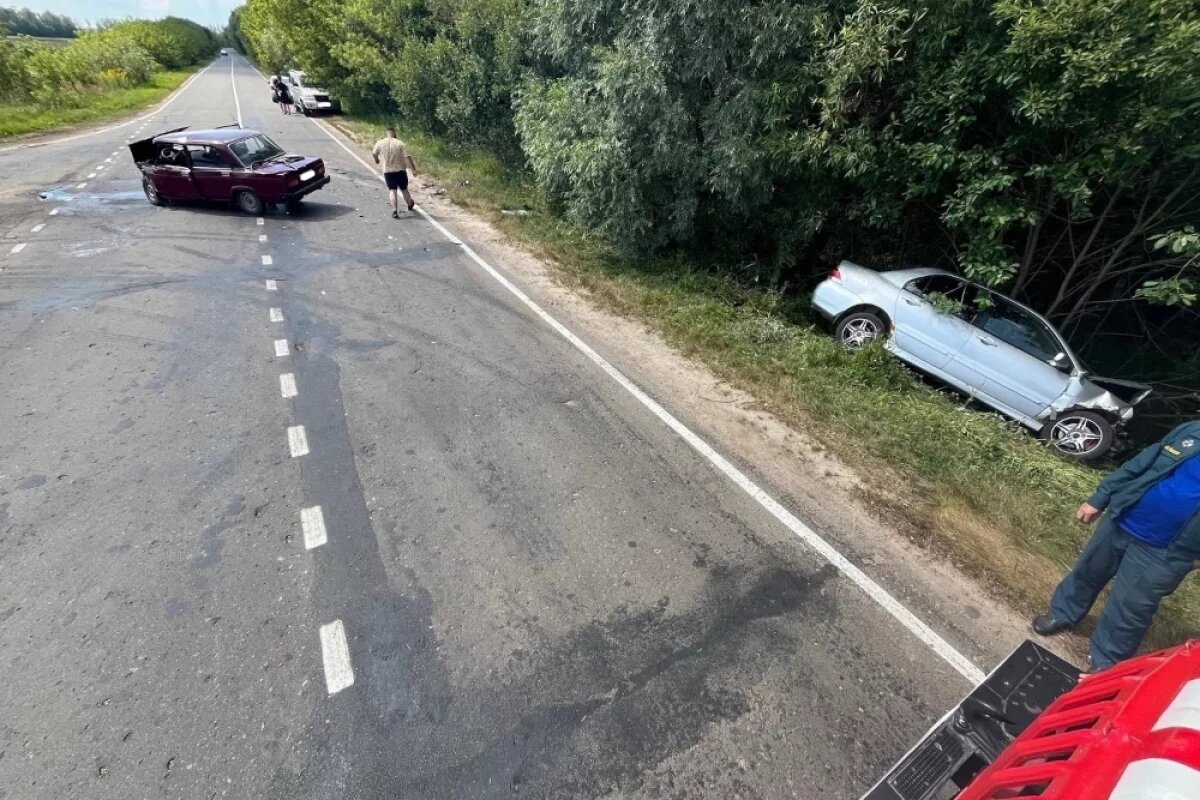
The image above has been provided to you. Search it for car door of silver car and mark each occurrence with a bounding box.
[891,275,979,375]
[952,296,1072,424]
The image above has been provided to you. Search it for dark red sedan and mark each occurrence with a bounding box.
[129,127,330,214]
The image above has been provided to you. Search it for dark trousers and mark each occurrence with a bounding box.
[1050,516,1194,669]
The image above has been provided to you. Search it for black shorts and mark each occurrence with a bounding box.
[384,170,409,191]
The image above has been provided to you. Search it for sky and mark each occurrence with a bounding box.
[9,0,241,29]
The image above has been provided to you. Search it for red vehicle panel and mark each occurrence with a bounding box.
[129,126,330,214]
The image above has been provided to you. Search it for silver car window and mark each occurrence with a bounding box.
[972,299,1062,363]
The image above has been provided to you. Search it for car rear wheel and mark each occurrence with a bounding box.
[235,190,264,215]
[835,310,886,350]
[143,178,165,206]
[1042,410,1114,461]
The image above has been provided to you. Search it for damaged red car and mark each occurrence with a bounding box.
[129,127,330,215]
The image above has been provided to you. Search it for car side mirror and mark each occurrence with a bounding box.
[1049,352,1071,372]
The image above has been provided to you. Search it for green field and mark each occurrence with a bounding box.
[0,70,192,140]
[336,115,1200,654]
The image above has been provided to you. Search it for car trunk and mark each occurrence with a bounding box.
[1089,376,1153,406]
[128,127,188,165]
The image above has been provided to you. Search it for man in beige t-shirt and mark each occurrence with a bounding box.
[371,126,418,218]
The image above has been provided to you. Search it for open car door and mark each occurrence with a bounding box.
[127,127,188,165]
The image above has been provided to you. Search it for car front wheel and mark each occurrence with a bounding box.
[835,310,886,350]
[1042,410,1114,461]
[235,190,265,215]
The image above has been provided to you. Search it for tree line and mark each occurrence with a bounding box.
[0,6,76,38]
[1,16,218,108]
[230,0,1199,405]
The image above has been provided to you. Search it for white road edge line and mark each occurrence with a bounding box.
[262,255,273,266]
[0,59,220,153]
[280,372,298,398]
[265,279,277,291]
[287,425,309,457]
[269,307,284,322]
[300,505,327,550]
[231,54,243,128]
[303,110,988,685]
[319,620,354,695]
[273,338,289,357]
[10,243,26,254]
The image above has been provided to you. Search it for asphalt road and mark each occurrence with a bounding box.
[2,55,981,799]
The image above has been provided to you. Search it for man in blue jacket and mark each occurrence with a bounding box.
[1033,420,1200,670]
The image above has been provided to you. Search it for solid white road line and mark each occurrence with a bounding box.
[280,373,298,398]
[265,279,277,291]
[0,60,219,154]
[10,243,26,254]
[305,112,989,685]
[287,425,309,457]
[269,307,284,322]
[273,338,289,357]
[319,620,354,695]
[30,224,44,233]
[231,54,243,128]
[262,255,273,266]
[300,506,327,550]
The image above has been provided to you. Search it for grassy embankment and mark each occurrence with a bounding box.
[0,69,192,139]
[336,116,1199,653]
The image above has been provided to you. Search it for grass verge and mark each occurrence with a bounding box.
[336,115,1199,653]
[0,70,193,140]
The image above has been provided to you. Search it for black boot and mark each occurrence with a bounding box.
[1032,613,1072,636]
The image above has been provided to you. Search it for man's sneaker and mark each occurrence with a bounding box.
[1032,613,1071,636]
[407,200,416,212]
[391,210,399,219]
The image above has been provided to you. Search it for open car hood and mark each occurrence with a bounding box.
[128,127,188,165]
[1088,376,1153,406]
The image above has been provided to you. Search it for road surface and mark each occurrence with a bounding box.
[2,55,985,799]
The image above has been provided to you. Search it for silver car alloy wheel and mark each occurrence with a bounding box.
[1049,416,1105,455]
[840,318,880,349]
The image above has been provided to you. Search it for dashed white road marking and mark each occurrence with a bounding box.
[319,620,354,695]
[287,425,309,457]
[48,208,59,216]
[76,182,87,189]
[280,373,298,398]
[300,506,327,550]
[111,151,119,157]
[86,173,96,179]
[273,338,290,357]
[265,279,277,291]
[262,255,273,266]
[269,307,284,322]
[103,158,113,164]
[303,109,989,685]
[30,224,44,233]
[10,243,26,254]
[259,234,268,243]
[256,217,265,226]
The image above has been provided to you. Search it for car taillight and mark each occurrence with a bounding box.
[830,268,842,281]
[316,163,324,176]
[287,176,299,188]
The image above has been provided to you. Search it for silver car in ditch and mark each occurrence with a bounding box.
[812,262,1151,460]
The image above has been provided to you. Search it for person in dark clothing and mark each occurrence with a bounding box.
[270,75,292,115]
[1033,420,1200,670]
